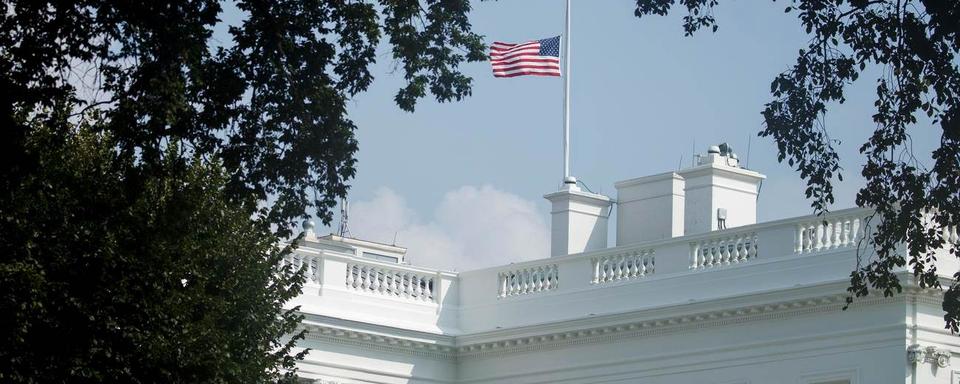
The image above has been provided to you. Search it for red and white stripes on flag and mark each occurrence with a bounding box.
[490,36,562,78]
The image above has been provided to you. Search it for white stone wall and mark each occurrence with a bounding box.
[285,207,960,384]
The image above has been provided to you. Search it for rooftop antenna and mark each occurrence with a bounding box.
[392,231,399,246]
[745,133,753,169]
[337,197,351,238]
[692,138,701,167]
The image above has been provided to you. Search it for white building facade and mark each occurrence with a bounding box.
[284,146,960,384]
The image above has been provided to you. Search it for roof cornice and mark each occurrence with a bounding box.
[295,285,942,361]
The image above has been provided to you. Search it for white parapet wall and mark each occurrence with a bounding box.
[286,207,960,384]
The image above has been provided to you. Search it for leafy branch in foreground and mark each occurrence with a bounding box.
[633,0,960,330]
[1,1,488,381]
[1,116,307,382]
[1,0,487,236]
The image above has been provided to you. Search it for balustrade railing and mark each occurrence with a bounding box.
[281,252,322,284]
[592,249,655,284]
[346,262,436,303]
[498,264,559,298]
[289,209,888,309]
[690,231,758,269]
[795,214,866,254]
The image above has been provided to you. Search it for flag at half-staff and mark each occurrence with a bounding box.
[490,36,562,78]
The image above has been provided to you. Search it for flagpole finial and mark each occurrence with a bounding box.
[561,176,579,192]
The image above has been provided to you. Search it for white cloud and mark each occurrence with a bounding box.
[347,186,549,271]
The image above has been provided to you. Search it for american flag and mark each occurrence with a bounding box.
[490,36,561,78]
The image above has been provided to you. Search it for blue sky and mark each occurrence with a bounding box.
[289,1,939,270]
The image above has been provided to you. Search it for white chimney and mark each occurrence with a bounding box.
[544,183,612,257]
[678,144,765,235]
[614,172,685,245]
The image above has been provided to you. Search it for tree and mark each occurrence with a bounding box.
[633,0,960,329]
[1,115,307,383]
[0,0,486,235]
[0,0,486,381]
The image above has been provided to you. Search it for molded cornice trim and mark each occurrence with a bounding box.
[297,287,942,361]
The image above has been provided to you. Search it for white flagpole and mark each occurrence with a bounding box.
[562,0,574,187]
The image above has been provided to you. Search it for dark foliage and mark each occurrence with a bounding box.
[0,0,485,382]
[0,118,307,382]
[634,0,960,330]
[0,0,486,235]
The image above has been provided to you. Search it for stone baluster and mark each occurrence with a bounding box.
[405,275,413,298]
[833,219,842,248]
[697,241,710,268]
[597,258,607,283]
[515,272,522,295]
[425,278,434,301]
[720,241,727,265]
[554,265,560,289]
[529,269,537,292]
[393,273,402,297]
[701,241,710,268]
[367,267,376,291]
[824,220,835,249]
[710,239,719,266]
[409,277,416,299]
[370,268,379,292]
[536,267,545,291]
[610,255,623,280]
[729,237,738,264]
[499,272,507,297]
[610,256,618,280]
[345,264,355,288]
[712,240,720,266]
[403,273,415,299]
[515,270,522,294]
[540,267,548,291]
[799,225,808,253]
[624,254,632,278]
[739,236,748,263]
[814,224,824,252]
[700,241,709,268]
[690,243,700,269]
[383,272,393,295]
[711,240,720,265]
[381,269,390,293]
[407,276,417,298]
[395,273,403,297]
[617,254,629,280]
[514,272,520,295]
[502,273,510,297]
[840,218,850,246]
